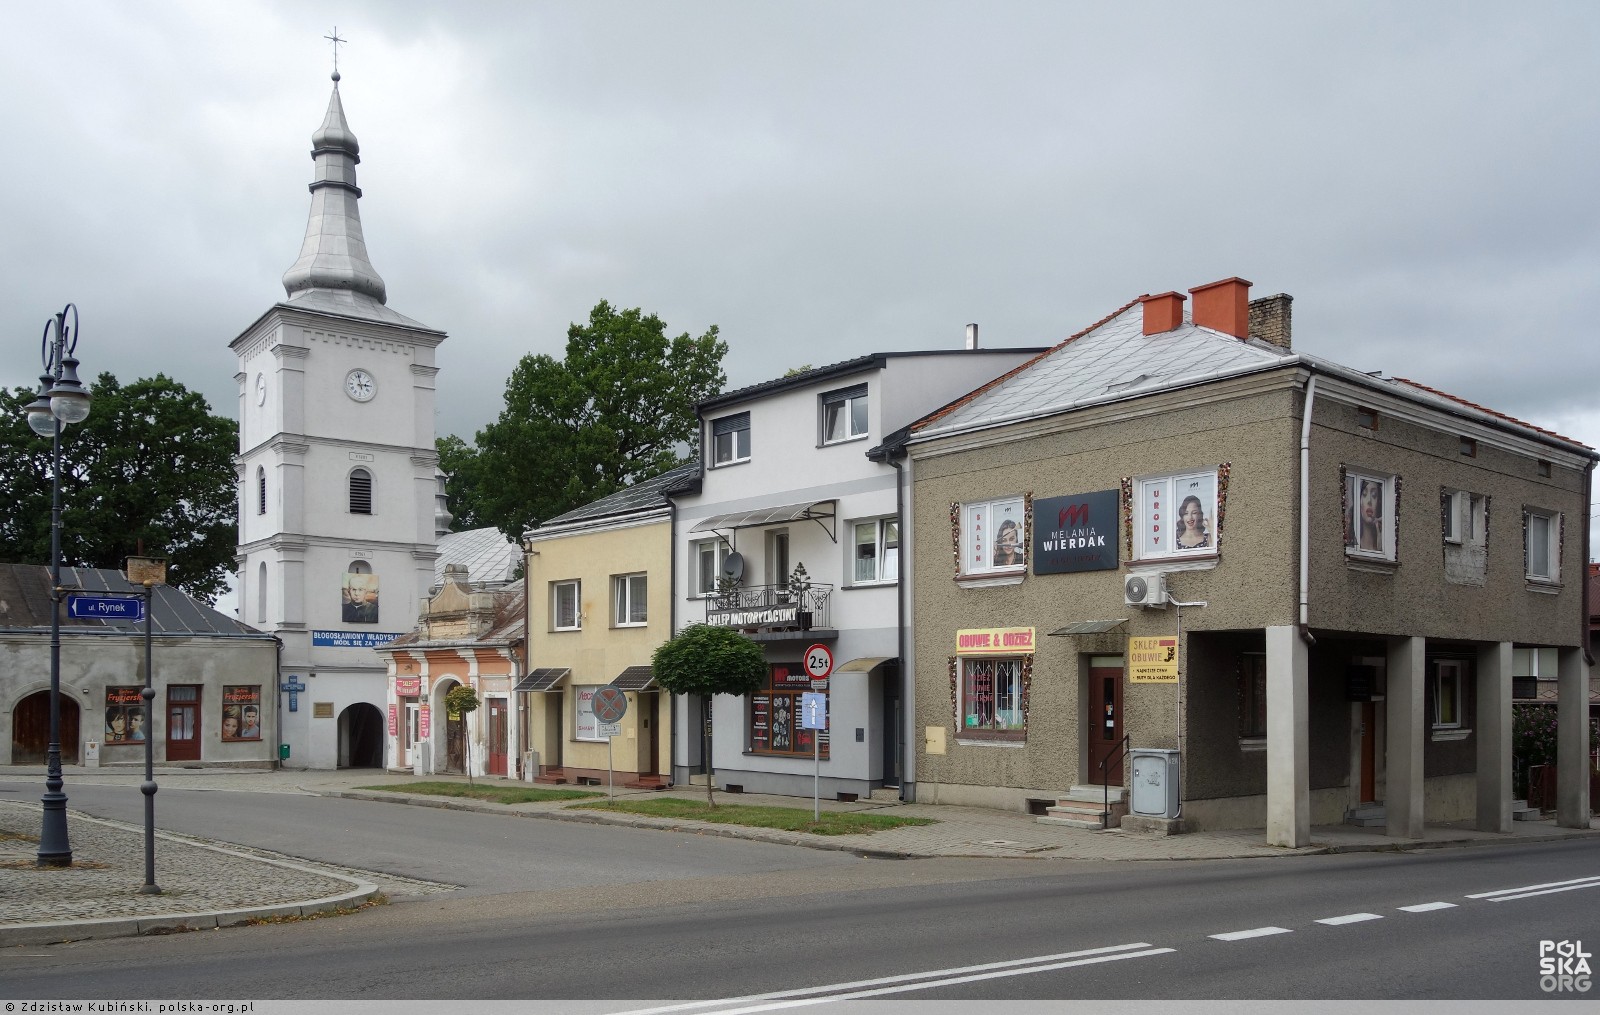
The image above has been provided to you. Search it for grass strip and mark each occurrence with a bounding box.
[354,781,603,804]
[569,797,934,836]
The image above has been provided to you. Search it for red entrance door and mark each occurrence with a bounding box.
[1088,663,1125,784]
[166,685,201,762]
[487,698,508,776]
[11,691,81,766]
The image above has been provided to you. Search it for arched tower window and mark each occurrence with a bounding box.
[257,466,267,515]
[349,468,373,514]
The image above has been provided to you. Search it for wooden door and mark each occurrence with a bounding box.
[446,709,466,773]
[11,691,81,765]
[1088,664,1125,784]
[166,685,201,762]
[487,698,508,776]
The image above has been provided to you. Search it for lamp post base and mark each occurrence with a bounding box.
[37,792,72,868]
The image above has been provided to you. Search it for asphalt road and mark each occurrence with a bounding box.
[1,784,1595,1003]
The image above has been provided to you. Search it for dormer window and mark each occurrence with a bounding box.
[821,384,868,444]
[711,412,750,466]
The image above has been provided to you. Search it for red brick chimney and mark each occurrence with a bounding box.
[1138,292,1186,336]
[1189,277,1252,339]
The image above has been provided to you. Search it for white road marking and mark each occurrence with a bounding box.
[1315,913,1383,925]
[1209,926,1292,941]
[1398,902,1457,912]
[1467,875,1600,903]
[609,942,1175,1015]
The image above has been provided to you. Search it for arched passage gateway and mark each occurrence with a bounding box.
[338,702,384,769]
[11,691,82,766]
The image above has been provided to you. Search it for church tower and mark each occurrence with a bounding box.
[231,70,445,769]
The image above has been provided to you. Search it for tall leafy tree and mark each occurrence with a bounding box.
[0,373,239,603]
[443,301,726,542]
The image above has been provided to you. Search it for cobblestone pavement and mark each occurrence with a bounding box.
[1,764,1595,945]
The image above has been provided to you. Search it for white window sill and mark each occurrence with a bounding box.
[843,579,898,590]
[820,434,869,447]
[709,458,750,469]
[1430,727,1471,742]
[955,569,1025,589]
[552,627,581,633]
[613,622,648,629]
[1129,556,1218,574]
[1524,578,1562,594]
[954,737,1027,748]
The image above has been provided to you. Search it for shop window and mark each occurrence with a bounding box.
[711,412,750,466]
[750,664,828,758]
[552,580,581,630]
[960,657,1026,739]
[1134,470,1218,560]
[1344,469,1398,561]
[222,685,263,741]
[821,384,869,444]
[958,496,1026,575]
[103,686,147,746]
[851,517,899,584]
[574,685,605,742]
[613,573,648,626]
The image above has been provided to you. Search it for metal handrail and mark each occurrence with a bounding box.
[1096,733,1132,825]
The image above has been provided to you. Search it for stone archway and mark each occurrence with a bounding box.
[11,690,82,766]
[337,702,385,769]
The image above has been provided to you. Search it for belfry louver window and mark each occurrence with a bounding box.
[349,468,373,515]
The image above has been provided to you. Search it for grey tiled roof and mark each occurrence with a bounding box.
[433,527,521,589]
[277,290,438,332]
[915,304,1290,439]
[0,563,265,636]
[535,462,699,531]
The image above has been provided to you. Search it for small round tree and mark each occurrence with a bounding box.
[652,624,766,806]
[445,683,482,786]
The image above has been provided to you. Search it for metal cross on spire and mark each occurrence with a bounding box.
[325,27,347,80]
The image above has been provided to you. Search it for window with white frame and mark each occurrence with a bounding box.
[1433,659,1466,729]
[1524,508,1560,582]
[1513,646,1558,700]
[961,657,1025,735]
[691,539,730,597]
[821,384,869,444]
[574,685,605,741]
[960,497,1026,574]
[1135,470,1218,560]
[552,579,580,630]
[1344,470,1397,560]
[1442,489,1486,545]
[613,573,647,626]
[852,518,899,583]
[710,412,750,466]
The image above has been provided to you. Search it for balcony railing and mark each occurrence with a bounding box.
[704,582,833,631]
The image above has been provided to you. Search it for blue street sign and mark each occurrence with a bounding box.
[68,594,144,622]
[800,692,827,730]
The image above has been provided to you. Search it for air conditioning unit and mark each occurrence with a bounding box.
[1124,572,1168,608]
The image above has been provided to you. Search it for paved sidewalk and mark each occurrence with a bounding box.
[2,764,1595,946]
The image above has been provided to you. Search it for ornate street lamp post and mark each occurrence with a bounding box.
[24,304,92,867]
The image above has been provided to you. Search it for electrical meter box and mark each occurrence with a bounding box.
[1129,748,1181,819]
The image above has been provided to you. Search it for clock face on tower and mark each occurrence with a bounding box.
[344,369,376,402]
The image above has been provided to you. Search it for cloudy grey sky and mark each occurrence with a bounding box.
[6,2,1599,535]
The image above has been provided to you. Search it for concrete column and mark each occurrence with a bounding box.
[1385,636,1425,839]
[1265,626,1309,847]
[1556,646,1592,829]
[1475,641,1512,832]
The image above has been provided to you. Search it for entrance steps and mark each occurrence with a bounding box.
[623,775,670,790]
[1037,785,1128,830]
[1511,799,1543,821]
[1346,804,1386,827]
[533,768,568,785]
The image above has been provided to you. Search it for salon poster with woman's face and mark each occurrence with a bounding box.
[222,685,263,741]
[103,686,147,744]
[1142,472,1217,555]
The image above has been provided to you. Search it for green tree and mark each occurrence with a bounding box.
[442,301,726,543]
[0,373,238,603]
[445,683,482,786]
[652,624,766,806]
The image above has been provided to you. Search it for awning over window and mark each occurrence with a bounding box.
[514,667,570,692]
[610,666,656,691]
[1047,619,1128,637]
[836,656,894,673]
[688,499,836,539]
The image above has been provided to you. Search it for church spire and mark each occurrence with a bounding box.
[281,71,388,305]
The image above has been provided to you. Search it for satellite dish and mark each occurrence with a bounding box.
[723,551,745,581]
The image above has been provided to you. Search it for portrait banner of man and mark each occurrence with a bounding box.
[342,572,380,624]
